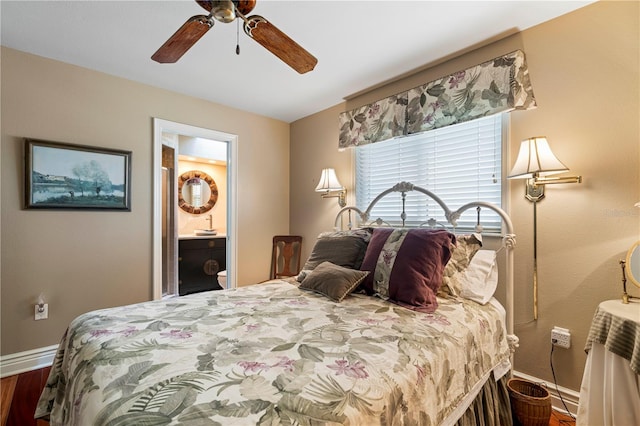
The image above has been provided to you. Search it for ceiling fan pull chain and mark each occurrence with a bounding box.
[236,19,240,55]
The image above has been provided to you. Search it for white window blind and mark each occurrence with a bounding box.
[355,114,504,232]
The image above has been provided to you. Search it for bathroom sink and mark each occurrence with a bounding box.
[195,229,217,236]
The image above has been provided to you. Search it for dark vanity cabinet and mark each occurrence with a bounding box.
[178,237,226,295]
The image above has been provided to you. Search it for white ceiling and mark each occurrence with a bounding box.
[1,0,594,123]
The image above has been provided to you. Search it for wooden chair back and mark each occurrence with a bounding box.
[271,235,303,279]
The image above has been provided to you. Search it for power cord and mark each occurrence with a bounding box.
[550,341,576,421]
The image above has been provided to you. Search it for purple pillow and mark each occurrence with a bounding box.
[360,228,455,313]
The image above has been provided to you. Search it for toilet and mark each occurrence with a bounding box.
[217,270,227,288]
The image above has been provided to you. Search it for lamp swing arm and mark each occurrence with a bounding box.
[533,174,582,186]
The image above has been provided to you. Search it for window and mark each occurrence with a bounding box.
[355,114,505,232]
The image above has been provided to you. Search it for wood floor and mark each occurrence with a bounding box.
[549,409,577,426]
[1,367,576,426]
[1,367,50,426]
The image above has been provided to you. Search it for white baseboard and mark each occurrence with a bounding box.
[0,344,58,378]
[513,370,580,416]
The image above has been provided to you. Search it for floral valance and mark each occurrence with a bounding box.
[338,50,537,149]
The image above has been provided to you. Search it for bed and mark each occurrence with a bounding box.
[36,182,518,425]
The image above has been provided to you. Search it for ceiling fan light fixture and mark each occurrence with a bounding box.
[152,0,316,73]
[212,0,236,23]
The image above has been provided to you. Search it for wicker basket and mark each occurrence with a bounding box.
[507,378,552,426]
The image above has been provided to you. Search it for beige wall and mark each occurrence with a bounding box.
[1,47,290,355]
[290,0,639,392]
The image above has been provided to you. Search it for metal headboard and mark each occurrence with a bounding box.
[333,181,519,360]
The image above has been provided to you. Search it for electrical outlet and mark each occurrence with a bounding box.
[551,326,571,348]
[35,303,48,320]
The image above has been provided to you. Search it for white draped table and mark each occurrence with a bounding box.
[577,299,640,425]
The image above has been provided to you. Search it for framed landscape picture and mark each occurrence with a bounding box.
[24,139,132,210]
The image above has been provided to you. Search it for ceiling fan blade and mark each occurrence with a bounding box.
[152,15,213,63]
[243,15,317,74]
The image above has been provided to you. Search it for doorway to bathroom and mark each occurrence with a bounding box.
[152,118,238,299]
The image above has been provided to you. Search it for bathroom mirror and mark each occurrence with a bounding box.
[626,241,640,288]
[178,170,218,214]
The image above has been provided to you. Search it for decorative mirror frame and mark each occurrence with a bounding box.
[626,240,640,289]
[178,170,218,214]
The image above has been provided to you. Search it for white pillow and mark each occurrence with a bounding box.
[458,250,498,304]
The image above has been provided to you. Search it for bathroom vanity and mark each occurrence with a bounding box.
[178,235,226,295]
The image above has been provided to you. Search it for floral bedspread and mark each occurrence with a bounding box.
[36,280,510,425]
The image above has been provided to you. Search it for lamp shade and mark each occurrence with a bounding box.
[315,168,344,192]
[508,137,569,179]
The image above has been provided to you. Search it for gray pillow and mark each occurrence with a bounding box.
[301,235,368,271]
[299,262,369,302]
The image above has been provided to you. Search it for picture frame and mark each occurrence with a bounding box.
[24,139,132,210]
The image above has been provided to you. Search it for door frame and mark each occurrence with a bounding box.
[153,118,238,299]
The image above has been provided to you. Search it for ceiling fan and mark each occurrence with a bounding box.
[151,0,317,74]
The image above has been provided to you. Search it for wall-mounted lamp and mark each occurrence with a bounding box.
[315,168,346,207]
[508,136,582,320]
[508,136,582,202]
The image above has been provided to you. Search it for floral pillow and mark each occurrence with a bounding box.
[359,228,455,313]
[439,233,483,297]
